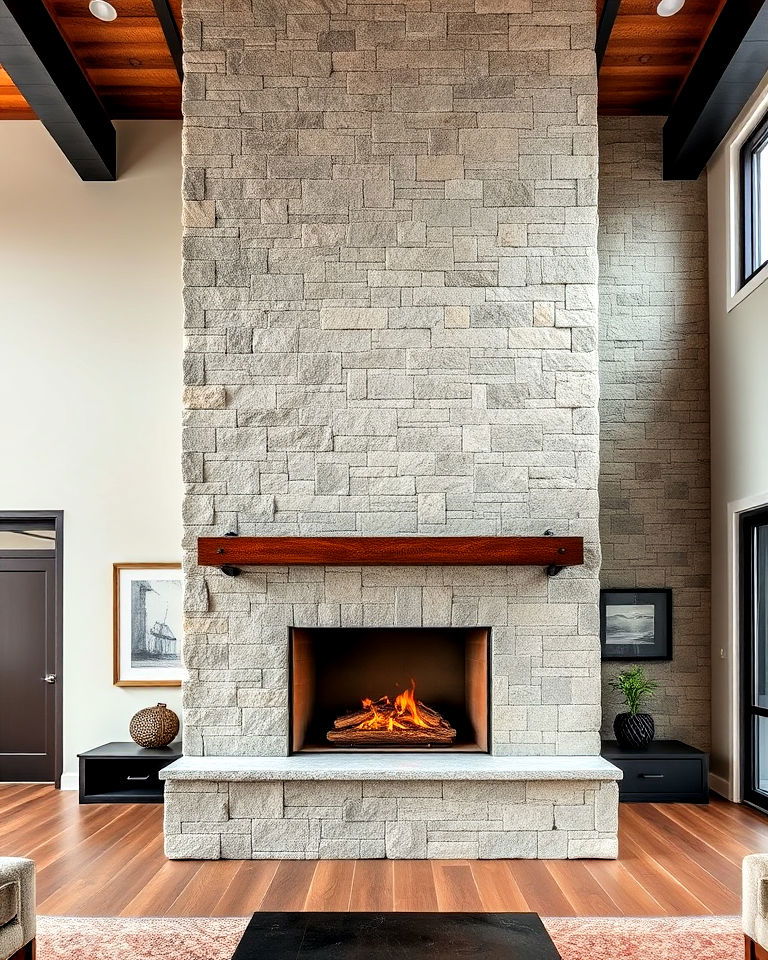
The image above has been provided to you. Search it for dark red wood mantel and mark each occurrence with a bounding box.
[197,536,583,569]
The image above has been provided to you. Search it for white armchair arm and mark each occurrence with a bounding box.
[0,858,35,960]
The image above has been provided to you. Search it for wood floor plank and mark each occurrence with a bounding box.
[35,805,160,906]
[165,859,243,917]
[37,807,162,913]
[0,785,764,916]
[637,803,745,883]
[349,860,394,911]
[392,861,439,912]
[0,793,66,842]
[120,859,204,916]
[20,803,132,867]
[545,860,622,916]
[505,861,576,916]
[697,798,768,848]
[470,862,529,912]
[260,861,317,911]
[583,859,668,916]
[0,784,50,814]
[432,862,484,912]
[618,833,714,915]
[79,832,169,916]
[210,861,281,917]
[658,804,758,866]
[621,804,740,913]
[304,861,355,912]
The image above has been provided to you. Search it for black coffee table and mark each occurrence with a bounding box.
[232,912,561,959]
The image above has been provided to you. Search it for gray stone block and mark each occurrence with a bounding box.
[386,822,427,859]
[165,832,221,860]
[229,782,283,819]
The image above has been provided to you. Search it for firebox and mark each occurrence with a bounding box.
[289,627,491,753]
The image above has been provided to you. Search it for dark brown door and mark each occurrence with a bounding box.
[0,557,57,781]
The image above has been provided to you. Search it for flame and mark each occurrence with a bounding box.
[355,680,442,732]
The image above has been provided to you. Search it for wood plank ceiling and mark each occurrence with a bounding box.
[600,0,724,115]
[0,0,729,119]
[1,0,182,119]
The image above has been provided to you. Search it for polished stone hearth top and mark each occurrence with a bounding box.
[160,753,622,782]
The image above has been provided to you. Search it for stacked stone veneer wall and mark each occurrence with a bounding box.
[181,0,601,759]
[165,779,618,859]
[598,117,710,748]
[173,0,617,859]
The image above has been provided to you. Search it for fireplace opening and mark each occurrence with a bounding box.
[289,627,491,753]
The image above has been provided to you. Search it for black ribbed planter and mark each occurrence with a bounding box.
[613,712,655,750]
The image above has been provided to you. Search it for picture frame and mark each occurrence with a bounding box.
[600,588,672,662]
[113,563,184,687]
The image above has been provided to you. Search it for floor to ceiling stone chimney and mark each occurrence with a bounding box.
[163,0,620,861]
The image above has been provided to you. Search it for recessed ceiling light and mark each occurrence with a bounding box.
[89,0,117,21]
[656,0,685,16]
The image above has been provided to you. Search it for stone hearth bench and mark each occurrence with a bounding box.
[161,755,621,861]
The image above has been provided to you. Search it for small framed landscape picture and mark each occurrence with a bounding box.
[113,563,184,686]
[600,588,672,662]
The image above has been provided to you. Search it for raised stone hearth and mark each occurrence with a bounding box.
[172,0,618,860]
[162,756,620,859]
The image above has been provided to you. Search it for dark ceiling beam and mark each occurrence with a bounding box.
[151,0,183,81]
[595,0,621,70]
[663,0,768,180]
[0,0,114,180]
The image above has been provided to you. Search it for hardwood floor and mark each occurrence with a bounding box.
[0,784,764,917]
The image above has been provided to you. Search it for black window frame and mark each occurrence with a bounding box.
[740,505,768,813]
[741,109,768,287]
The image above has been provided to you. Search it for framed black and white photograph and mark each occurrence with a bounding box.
[113,563,184,686]
[600,588,672,662]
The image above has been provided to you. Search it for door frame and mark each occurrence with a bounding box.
[741,504,768,812]
[0,511,63,787]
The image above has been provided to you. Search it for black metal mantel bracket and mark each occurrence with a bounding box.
[543,529,566,577]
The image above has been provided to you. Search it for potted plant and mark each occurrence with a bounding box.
[609,664,658,750]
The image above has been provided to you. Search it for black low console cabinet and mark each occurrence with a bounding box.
[78,741,182,804]
[601,739,709,803]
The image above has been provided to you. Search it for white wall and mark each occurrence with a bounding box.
[0,121,183,786]
[709,81,768,796]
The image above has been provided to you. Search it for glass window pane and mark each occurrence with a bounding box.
[755,522,768,707]
[756,715,768,795]
[757,141,768,272]
[0,525,56,551]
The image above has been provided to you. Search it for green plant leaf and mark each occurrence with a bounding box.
[608,664,658,716]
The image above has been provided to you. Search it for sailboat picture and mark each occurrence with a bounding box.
[114,563,184,686]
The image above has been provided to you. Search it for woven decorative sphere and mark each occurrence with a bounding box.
[129,703,179,748]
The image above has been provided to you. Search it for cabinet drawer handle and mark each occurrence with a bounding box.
[639,774,664,779]
[126,775,151,782]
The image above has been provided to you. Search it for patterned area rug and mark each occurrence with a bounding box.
[36,915,743,960]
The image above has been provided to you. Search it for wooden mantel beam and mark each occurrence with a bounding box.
[0,0,115,180]
[198,536,584,575]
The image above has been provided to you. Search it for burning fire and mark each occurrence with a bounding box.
[358,681,440,732]
[327,679,456,745]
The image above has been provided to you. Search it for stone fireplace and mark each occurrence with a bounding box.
[163,0,622,859]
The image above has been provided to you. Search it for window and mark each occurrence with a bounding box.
[0,519,56,552]
[741,505,768,812]
[741,110,768,286]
